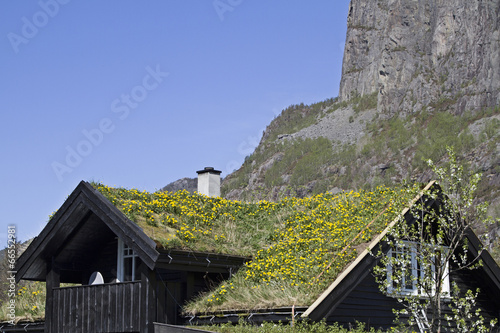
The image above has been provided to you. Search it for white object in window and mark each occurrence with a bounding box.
[117,238,140,282]
[387,241,450,297]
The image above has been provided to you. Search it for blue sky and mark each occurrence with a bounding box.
[0,1,349,246]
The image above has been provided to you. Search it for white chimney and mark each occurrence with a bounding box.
[196,167,222,197]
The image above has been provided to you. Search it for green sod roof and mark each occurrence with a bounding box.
[92,182,419,313]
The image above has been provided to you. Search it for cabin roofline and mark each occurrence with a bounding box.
[302,180,500,320]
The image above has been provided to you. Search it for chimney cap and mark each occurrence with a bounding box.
[196,167,222,175]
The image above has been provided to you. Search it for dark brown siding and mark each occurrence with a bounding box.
[449,267,500,324]
[325,273,401,330]
[155,269,232,325]
[52,282,143,333]
[327,268,500,331]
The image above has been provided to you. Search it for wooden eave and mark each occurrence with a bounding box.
[15,181,159,282]
[156,248,251,273]
[464,228,500,306]
[183,306,308,326]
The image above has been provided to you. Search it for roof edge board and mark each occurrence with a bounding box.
[464,228,500,292]
[16,181,161,281]
[16,181,91,281]
[79,181,160,269]
[302,180,436,318]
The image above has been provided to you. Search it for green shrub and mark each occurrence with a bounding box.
[199,320,383,333]
[353,92,378,113]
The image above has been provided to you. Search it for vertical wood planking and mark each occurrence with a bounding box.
[74,286,80,333]
[124,282,132,330]
[133,280,142,331]
[51,282,142,332]
[96,285,102,330]
[89,284,95,331]
[45,264,60,333]
[63,287,69,330]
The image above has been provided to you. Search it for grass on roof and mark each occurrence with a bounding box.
[92,182,418,314]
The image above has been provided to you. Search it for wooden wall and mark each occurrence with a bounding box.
[51,282,143,333]
[326,268,500,331]
[325,272,401,330]
[155,269,231,325]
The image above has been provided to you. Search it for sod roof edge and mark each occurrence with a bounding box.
[301,180,436,318]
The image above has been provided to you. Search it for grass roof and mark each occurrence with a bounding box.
[91,182,419,314]
[0,183,421,322]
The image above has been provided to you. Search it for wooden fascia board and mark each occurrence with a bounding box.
[16,181,90,281]
[16,181,160,281]
[464,228,500,295]
[302,180,436,319]
[155,250,250,273]
[78,181,160,269]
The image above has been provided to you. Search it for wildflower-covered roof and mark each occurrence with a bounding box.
[92,182,420,313]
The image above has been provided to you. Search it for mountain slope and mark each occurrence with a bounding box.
[221,0,500,256]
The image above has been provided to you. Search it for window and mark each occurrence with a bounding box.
[117,238,141,282]
[387,241,450,297]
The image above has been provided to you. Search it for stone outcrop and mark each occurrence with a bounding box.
[162,177,197,193]
[165,0,500,257]
[340,0,500,115]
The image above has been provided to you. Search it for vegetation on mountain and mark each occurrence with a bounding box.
[222,102,499,239]
[263,98,337,142]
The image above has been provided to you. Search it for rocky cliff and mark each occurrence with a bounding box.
[163,0,499,257]
[340,0,500,115]
[219,0,499,255]
[162,177,197,193]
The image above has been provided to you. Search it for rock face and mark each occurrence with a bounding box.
[220,0,499,216]
[162,177,197,193]
[165,0,500,256]
[340,0,500,115]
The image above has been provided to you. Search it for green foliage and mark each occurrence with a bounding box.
[0,242,46,323]
[413,112,474,170]
[444,283,498,333]
[481,117,500,140]
[185,186,415,314]
[265,98,337,142]
[0,280,45,323]
[374,147,497,332]
[352,92,378,113]
[199,320,382,333]
[259,137,335,189]
[289,138,334,186]
[362,115,415,157]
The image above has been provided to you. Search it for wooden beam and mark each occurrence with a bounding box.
[45,260,60,333]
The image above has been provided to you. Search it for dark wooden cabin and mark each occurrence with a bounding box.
[185,182,500,331]
[302,182,500,331]
[10,180,500,332]
[13,181,248,333]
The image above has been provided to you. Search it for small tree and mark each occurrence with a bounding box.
[374,147,497,333]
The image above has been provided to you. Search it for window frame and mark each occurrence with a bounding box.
[117,238,140,282]
[387,241,450,298]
